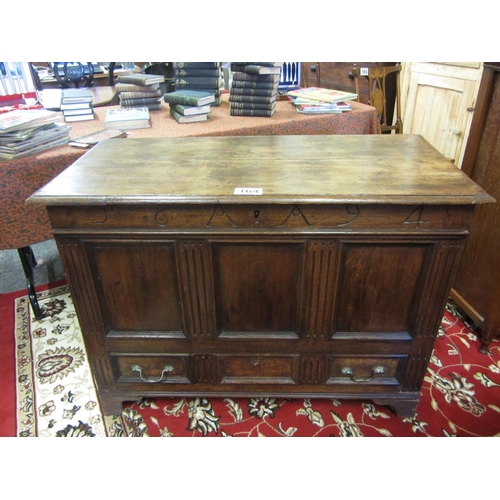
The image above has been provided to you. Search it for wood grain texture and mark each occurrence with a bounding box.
[29,135,493,206]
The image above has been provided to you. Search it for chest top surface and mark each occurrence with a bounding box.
[28,134,493,206]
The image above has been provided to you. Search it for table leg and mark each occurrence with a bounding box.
[17,246,43,321]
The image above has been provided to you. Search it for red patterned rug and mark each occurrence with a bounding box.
[2,282,500,437]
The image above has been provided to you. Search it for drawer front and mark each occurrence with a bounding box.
[327,355,407,386]
[220,355,299,384]
[112,354,191,385]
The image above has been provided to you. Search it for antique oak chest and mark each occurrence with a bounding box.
[29,134,493,416]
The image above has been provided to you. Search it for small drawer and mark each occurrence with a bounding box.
[220,354,299,384]
[327,355,407,386]
[111,354,191,384]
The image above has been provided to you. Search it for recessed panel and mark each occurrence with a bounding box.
[90,243,183,333]
[213,242,302,335]
[335,243,427,334]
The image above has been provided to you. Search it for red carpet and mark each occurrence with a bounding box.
[2,282,500,437]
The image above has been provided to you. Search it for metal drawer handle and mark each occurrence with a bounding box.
[131,364,174,383]
[341,365,385,383]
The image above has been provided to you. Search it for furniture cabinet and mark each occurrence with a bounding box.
[29,134,492,417]
[450,62,500,353]
[400,62,483,168]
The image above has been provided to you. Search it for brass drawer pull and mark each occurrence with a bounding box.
[131,365,174,383]
[341,365,385,383]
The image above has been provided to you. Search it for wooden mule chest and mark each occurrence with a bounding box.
[29,134,493,416]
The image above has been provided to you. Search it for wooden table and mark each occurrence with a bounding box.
[28,134,493,416]
[1,95,380,250]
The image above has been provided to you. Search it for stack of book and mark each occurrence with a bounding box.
[0,108,70,159]
[287,87,358,114]
[60,88,95,122]
[173,63,223,106]
[229,63,282,117]
[104,107,151,130]
[163,90,215,124]
[115,73,165,111]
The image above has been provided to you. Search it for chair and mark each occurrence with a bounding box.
[52,62,94,88]
[352,64,403,134]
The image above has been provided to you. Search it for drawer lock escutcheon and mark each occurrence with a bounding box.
[341,365,385,383]
[131,365,174,383]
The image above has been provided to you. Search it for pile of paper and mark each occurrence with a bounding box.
[0,109,70,160]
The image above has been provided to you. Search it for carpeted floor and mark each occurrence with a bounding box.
[2,281,500,437]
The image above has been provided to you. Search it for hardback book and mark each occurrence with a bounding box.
[230,106,276,117]
[231,72,280,84]
[64,112,95,122]
[104,107,151,130]
[229,94,277,105]
[174,76,223,87]
[230,87,278,97]
[119,96,161,106]
[60,102,93,111]
[170,108,209,123]
[117,73,164,86]
[175,68,221,78]
[115,82,161,93]
[163,90,216,107]
[230,64,282,75]
[232,62,283,67]
[68,129,127,148]
[229,101,277,110]
[62,107,94,116]
[170,103,211,116]
[231,79,280,90]
[118,89,163,99]
[173,62,221,70]
[121,102,162,111]
[61,88,93,103]
[287,87,358,104]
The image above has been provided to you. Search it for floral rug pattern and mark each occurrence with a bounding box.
[15,285,500,437]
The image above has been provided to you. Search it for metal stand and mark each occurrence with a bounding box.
[17,246,43,320]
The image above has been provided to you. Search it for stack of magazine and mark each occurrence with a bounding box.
[0,109,70,160]
[287,87,358,114]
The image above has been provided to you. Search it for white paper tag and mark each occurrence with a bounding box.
[233,187,263,195]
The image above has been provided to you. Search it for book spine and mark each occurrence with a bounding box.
[229,94,276,104]
[229,101,277,110]
[169,108,184,123]
[117,75,162,86]
[115,83,160,92]
[122,103,162,111]
[175,69,221,77]
[163,94,202,106]
[231,79,279,90]
[119,90,162,99]
[232,62,282,67]
[174,77,222,86]
[231,72,280,83]
[230,107,276,117]
[170,104,208,115]
[230,87,278,97]
[173,62,221,69]
[120,97,161,106]
[230,64,280,75]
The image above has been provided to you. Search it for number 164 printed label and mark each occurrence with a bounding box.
[234,187,263,195]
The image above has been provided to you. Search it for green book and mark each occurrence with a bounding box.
[170,103,211,116]
[170,108,209,123]
[163,90,215,107]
